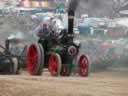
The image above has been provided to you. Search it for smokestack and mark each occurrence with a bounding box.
[68,0,79,34]
[68,10,74,34]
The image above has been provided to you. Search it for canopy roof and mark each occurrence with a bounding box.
[20,0,57,8]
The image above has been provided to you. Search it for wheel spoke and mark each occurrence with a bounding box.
[27,44,39,75]
[78,55,89,77]
[49,53,61,76]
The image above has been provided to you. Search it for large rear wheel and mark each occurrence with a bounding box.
[27,43,44,75]
[48,53,62,76]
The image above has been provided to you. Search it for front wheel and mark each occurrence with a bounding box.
[78,55,90,77]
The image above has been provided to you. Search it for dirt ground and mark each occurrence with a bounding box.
[0,69,128,96]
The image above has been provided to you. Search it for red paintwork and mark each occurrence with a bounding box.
[78,55,89,76]
[49,53,59,76]
[27,44,38,75]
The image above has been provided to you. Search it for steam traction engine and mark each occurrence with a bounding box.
[26,10,90,77]
[0,39,20,74]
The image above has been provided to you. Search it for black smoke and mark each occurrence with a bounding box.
[68,0,80,11]
[67,0,125,18]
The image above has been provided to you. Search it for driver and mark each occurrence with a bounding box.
[37,23,50,38]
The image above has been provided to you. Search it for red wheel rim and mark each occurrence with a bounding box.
[78,55,89,76]
[27,44,39,75]
[49,54,59,76]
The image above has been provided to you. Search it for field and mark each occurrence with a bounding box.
[0,69,128,96]
[0,16,128,96]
